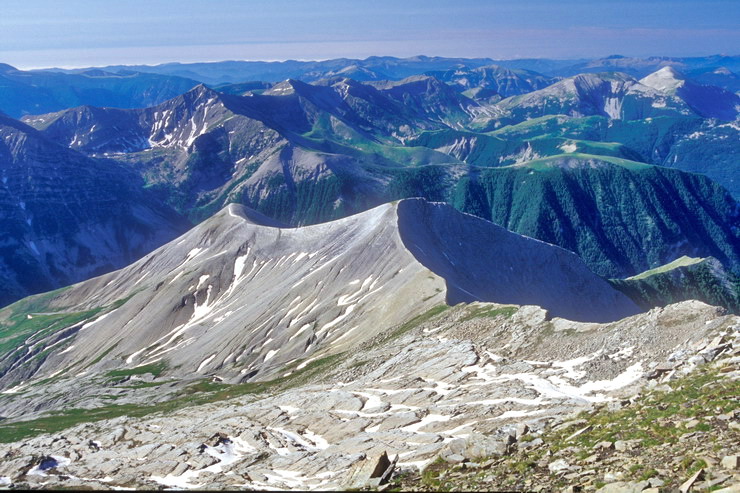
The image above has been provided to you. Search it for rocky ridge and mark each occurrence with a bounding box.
[0,199,637,418]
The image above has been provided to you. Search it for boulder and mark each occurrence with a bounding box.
[548,459,571,474]
[721,455,739,470]
[443,454,466,464]
[344,451,397,489]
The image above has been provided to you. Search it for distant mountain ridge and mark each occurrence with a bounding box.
[0,64,200,118]
[37,54,740,85]
[0,113,189,307]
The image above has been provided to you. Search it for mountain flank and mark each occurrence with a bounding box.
[0,113,188,307]
[0,199,638,420]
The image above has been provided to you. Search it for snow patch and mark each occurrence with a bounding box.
[79,310,117,332]
[402,414,451,433]
[197,354,216,372]
[317,304,356,334]
[1,381,27,394]
[196,274,210,289]
[559,141,578,153]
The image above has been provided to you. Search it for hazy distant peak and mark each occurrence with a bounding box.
[640,66,686,93]
[712,66,733,75]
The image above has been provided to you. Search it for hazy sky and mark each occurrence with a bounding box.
[1,0,737,69]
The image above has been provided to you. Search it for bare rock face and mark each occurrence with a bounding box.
[0,298,736,491]
[0,199,637,399]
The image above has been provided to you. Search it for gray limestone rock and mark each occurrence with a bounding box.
[344,451,393,489]
[597,481,650,493]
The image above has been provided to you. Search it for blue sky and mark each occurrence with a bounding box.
[1,0,737,69]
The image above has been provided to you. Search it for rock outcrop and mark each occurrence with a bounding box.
[0,299,736,490]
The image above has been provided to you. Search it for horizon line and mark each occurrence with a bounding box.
[9,52,738,72]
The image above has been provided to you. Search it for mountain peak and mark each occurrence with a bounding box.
[640,66,686,93]
[656,65,684,78]
[712,66,734,75]
[190,82,217,96]
[167,83,223,110]
[263,79,308,95]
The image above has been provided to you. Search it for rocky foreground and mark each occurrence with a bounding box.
[394,354,739,492]
[0,299,737,491]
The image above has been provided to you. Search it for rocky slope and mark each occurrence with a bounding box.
[0,199,638,417]
[0,299,735,490]
[0,113,189,307]
[394,341,740,492]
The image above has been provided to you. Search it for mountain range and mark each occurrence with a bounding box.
[0,63,200,118]
[0,53,738,490]
[14,69,739,283]
[40,54,740,86]
[0,57,737,306]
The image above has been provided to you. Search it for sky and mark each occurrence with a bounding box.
[0,0,738,69]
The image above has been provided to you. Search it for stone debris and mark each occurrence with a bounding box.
[0,301,736,490]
